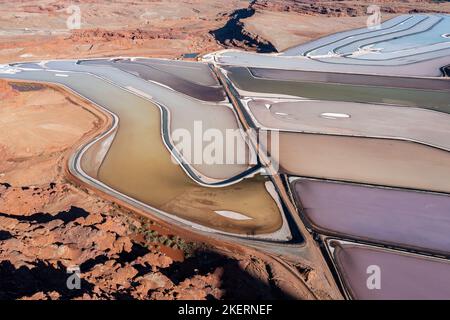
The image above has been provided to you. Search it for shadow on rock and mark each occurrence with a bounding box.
[160,249,295,300]
[0,260,94,300]
[0,230,12,241]
[0,206,89,224]
[210,6,277,53]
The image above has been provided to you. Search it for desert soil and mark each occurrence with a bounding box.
[1,0,449,300]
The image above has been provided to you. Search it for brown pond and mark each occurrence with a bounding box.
[271,132,450,193]
[70,72,284,236]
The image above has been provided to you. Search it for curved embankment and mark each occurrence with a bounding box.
[24,79,317,300]
[76,85,286,237]
[75,58,256,187]
[206,14,450,77]
[282,14,420,56]
[208,49,450,77]
[213,56,450,299]
[1,67,291,240]
[220,65,450,193]
[283,14,450,63]
[27,58,254,187]
[14,79,314,300]
[74,77,286,238]
[79,58,227,102]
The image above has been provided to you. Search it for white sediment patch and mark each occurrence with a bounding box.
[307,52,341,59]
[38,61,49,68]
[320,112,351,120]
[214,210,253,221]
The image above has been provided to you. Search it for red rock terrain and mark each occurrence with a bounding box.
[2,0,448,300]
[0,80,317,300]
[0,0,249,63]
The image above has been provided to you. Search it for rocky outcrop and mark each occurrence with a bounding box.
[68,28,183,43]
[210,5,277,53]
[0,182,297,300]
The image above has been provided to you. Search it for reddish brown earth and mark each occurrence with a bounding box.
[0,0,250,63]
[1,0,449,300]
